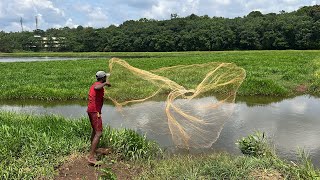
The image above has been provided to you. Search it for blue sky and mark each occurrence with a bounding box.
[0,0,318,32]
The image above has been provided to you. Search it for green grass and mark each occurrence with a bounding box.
[138,131,319,180]
[0,112,89,179]
[1,50,320,100]
[137,153,320,180]
[0,112,161,179]
[1,112,318,179]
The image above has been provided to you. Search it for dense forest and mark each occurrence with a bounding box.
[1,5,320,52]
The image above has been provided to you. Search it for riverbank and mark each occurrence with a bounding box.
[0,112,161,179]
[0,112,318,179]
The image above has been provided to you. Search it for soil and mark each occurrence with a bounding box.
[250,169,284,180]
[55,149,143,180]
[55,149,286,179]
[295,84,308,93]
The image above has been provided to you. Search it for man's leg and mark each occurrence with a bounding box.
[91,130,95,143]
[87,112,103,164]
[88,112,95,143]
[88,130,102,163]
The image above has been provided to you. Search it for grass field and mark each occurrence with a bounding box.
[1,50,320,101]
[1,112,318,179]
[1,51,320,179]
[0,112,161,179]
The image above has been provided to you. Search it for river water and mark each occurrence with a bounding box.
[0,56,150,62]
[0,57,90,62]
[0,95,319,167]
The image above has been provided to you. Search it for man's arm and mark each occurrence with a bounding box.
[94,81,111,90]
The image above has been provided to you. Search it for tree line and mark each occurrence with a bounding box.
[1,5,320,52]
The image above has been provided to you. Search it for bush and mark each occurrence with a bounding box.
[237,131,274,157]
[100,126,163,160]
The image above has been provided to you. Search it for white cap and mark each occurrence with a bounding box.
[96,71,110,79]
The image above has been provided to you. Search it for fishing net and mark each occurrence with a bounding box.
[106,58,246,148]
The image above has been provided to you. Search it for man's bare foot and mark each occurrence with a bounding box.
[96,148,111,155]
[87,156,99,166]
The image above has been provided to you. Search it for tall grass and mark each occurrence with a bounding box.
[0,112,162,179]
[1,51,320,100]
[138,132,320,180]
[0,112,90,179]
[137,153,320,179]
[100,126,163,161]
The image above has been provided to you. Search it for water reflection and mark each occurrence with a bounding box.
[0,57,90,62]
[0,55,153,62]
[0,95,319,166]
[215,95,320,166]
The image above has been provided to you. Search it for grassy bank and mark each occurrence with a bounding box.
[138,152,319,179]
[0,51,185,57]
[138,131,319,180]
[0,112,161,179]
[1,50,320,100]
[1,112,318,179]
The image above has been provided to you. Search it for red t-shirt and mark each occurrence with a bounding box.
[87,82,104,113]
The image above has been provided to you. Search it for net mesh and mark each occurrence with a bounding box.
[106,58,246,148]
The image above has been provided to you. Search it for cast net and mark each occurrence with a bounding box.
[106,58,246,148]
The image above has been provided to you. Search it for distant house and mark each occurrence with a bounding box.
[40,36,66,48]
[26,35,66,51]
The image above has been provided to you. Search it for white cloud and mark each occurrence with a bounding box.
[0,0,318,32]
[88,7,108,22]
[73,3,108,27]
[143,1,176,19]
[0,0,66,31]
[65,18,77,28]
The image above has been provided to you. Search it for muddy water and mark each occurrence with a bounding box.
[0,95,319,166]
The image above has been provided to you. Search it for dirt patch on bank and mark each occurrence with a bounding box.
[295,84,308,93]
[55,150,142,180]
[250,169,284,180]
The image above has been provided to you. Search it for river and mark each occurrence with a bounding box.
[0,95,319,167]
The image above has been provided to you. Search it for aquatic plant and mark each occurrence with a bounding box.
[236,131,275,157]
[1,50,320,100]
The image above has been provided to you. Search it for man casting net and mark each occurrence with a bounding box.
[106,58,246,148]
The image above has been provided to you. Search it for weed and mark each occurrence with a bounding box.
[236,131,275,157]
[99,168,117,180]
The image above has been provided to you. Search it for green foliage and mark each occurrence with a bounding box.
[0,112,162,179]
[0,112,90,179]
[137,152,320,179]
[237,131,274,157]
[138,134,320,179]
[1,50,320,100]
[296,149,320,179]
[310,78,320,94]
[309,58,320,95]
[239,77,288,96]
[99,168,117,180]
[100,126,163,161]
[1,5,320,52]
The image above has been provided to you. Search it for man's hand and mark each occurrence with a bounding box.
[105,81,111,87]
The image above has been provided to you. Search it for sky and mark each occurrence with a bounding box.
[0,0,319,32]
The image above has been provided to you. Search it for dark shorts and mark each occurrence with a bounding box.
[88,112,103,132]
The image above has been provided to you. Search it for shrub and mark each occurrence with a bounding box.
[236,131,274,157]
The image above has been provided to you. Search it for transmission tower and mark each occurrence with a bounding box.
[35,15,38,30]
[20,17,24,32]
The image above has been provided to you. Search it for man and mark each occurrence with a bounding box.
[87,71,111,165]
